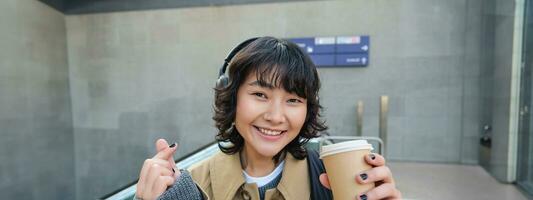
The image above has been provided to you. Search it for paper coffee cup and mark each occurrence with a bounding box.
[320,140,374,199]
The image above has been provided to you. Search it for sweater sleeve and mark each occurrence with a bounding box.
[156,169,204,200]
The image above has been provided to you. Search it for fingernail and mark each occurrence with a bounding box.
[359,194,367,200]
[370,153,376,160]
[169,143,176,148]
[360,173,368,181]
[172,168,175,173]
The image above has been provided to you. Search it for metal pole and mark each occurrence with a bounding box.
[379,96,389,155]
[356,100,364,136]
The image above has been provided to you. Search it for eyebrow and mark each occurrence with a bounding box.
[248,80,274,89]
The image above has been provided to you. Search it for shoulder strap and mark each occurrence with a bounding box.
[306,150,333,200]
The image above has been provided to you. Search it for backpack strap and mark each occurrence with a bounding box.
[306,149,333,200]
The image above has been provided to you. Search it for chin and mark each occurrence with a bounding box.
[256,145,284,158]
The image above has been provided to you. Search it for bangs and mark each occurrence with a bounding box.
[241,39,316,99]
[253,63,312,99]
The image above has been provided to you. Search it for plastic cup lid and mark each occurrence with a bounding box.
[319,140,373,159]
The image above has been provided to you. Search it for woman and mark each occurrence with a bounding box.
[135,37,402,200]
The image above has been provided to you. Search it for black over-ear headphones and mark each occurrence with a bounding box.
[216,37,259,89]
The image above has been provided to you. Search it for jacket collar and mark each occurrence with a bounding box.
[210,152,245,200]
[276,152,310,199]
[210,151,310,200]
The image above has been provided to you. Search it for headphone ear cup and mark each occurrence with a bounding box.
[216,75,229,89]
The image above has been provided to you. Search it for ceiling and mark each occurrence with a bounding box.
[39,0,319,15]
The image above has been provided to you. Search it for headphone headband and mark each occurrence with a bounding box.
[219,37,259,77]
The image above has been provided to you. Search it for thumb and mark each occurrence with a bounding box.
[155,139,180,177]
[155,138,169,152]
[153,140,177,162]
[319,173,331,189]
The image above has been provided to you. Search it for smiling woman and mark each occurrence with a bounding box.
[134,37,401,200]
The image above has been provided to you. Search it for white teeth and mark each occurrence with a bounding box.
[258,127,283,136]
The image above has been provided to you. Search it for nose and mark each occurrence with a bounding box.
[263,101,286,124]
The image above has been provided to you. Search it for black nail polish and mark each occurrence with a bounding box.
[169,143,176,148]
[360,173,368,181]
[172,168,175,173]
[370,153,376,160]
[359,194,367,200]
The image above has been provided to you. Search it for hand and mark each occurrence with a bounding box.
[136,139,180,200]
[319,153,402,200]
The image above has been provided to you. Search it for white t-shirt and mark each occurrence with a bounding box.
[242,161,285,187]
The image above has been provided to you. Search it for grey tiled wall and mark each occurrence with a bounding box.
[0,0,73,199]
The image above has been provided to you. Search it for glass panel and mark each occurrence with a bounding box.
[518,0,533,196]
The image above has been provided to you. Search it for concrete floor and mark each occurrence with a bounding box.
[388,162,531,200]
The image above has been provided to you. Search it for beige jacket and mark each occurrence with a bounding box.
[188,151,311,200]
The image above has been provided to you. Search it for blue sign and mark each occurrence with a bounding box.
[313,37,336,54]
[336,36,370,53]
[290,38,314,53]
[310,54,335,66]
[336,54,369,66]
[288,35,370,67]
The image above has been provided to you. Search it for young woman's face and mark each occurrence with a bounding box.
[235,72,307,158]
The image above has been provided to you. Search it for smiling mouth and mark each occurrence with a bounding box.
[254,126,286,136]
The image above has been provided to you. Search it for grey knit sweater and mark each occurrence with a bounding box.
[157,170,204,200]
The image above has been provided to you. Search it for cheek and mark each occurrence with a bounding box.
[234,101,251,137]
[288,108,307,130]
[236,97,259,123]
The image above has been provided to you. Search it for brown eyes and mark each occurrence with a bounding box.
[288,99,303,103]
[252,92,266,98]
[251,92,303,104]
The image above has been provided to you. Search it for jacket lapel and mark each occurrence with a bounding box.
[210,152,245,200]
[277,154,310,200]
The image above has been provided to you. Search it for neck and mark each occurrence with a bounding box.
[240,146,283,177]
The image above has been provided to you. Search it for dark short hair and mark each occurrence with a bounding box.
[213,36,327,161]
